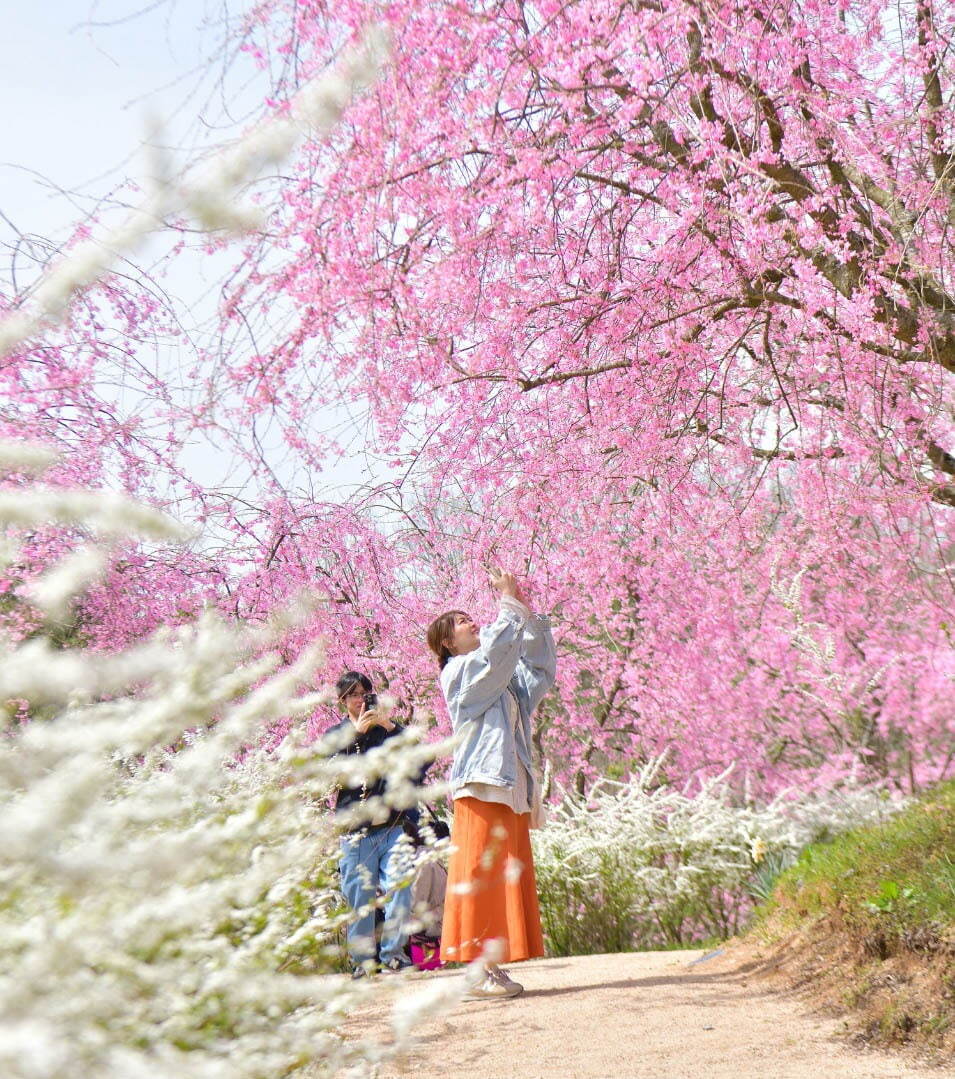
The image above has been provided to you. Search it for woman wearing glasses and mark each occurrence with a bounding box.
[327,670,418,977]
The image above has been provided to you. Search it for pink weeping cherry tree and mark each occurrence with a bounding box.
[2,0,952,794]
[219,0,955,793]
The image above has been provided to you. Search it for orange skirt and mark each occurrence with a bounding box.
[441,797,545,964]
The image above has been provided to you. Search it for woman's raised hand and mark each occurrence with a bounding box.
[489,567,531,605]
[488,567,518,597]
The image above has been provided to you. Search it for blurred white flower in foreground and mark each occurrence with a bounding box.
[0,447,459,1079]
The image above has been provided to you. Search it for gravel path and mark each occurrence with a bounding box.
[354,949,936,1079]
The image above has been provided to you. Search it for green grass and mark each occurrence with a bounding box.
[760,779,955,953]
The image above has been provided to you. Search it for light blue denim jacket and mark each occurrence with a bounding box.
[441,601,557,797]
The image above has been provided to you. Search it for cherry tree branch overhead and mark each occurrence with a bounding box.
[228,0,955,500]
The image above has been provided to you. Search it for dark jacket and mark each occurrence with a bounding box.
[325,717,423,833]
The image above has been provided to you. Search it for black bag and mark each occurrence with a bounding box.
[401,805,450,844]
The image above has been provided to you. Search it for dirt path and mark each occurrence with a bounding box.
[351,949,938,1079]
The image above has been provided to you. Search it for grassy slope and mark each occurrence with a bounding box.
[751,780,955,1058]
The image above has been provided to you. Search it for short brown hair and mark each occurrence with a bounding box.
[335,670,372,701]
[426,610,467,669]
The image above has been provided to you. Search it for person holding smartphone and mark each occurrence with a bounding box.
[426,569,556,1000]
[326,670,419,977]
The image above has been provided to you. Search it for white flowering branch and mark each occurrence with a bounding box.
[0,447,470,1078]
[770,558,896,743]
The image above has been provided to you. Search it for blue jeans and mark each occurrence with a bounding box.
[339,825,413,966]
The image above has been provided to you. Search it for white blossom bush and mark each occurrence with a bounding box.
[532,756,904,955]
[0,442,462,1079]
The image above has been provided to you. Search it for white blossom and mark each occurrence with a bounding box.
[532,754,904,948]
[0,476,458,1079]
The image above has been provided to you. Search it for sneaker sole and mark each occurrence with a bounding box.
[462,985,524,1001]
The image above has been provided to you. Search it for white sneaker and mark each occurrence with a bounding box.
[488,966,520,988]
[462,974,524,1001]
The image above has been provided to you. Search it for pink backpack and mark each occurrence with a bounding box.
[408,932,443,970]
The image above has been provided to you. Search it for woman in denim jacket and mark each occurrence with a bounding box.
[426,570,556,1000]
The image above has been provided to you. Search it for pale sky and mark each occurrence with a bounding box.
[3,1,258,246]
